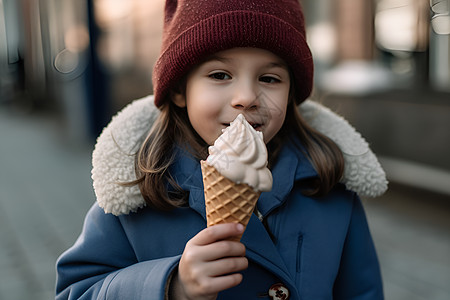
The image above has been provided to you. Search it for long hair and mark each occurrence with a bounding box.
[133,101,208,211]
[133,93,344,210]
[270,100,345,196]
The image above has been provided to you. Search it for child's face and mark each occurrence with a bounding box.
[173,47,291,145]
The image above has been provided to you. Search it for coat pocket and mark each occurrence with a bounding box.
[294,233,304,289]
[296,234,304,273]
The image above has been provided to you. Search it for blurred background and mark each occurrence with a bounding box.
[0,0,449,299]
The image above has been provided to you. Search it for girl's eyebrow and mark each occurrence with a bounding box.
[203,54,232,64]
[204,55,288,70]
[266,61,288,70]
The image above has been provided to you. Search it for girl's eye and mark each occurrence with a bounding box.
[260,76,281,83]
[209,72,231,80]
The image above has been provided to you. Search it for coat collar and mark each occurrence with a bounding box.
[91,95,388,216]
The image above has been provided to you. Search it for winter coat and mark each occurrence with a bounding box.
[56,96,387,299]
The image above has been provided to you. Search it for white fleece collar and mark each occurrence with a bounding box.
[91,95,388,216]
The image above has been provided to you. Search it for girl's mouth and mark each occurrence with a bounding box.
[250,123,263,130]
[222,122,263,130]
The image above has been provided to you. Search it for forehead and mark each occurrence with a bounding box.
[202,47,288,68]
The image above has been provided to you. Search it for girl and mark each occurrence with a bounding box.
[56,0,387,299]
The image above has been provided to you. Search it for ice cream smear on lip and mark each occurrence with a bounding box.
[206,114,273,192]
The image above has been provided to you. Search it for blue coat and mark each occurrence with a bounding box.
[56,142,383,299]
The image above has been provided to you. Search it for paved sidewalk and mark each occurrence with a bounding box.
[0,107,95,300]
[363,186,450,300]
[0,106,449,300]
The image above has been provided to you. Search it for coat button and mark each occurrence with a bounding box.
[268,283,290,300]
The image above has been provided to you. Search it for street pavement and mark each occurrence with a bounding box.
[0,105,449,300]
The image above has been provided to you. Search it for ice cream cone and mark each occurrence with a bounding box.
[201,161,260,241]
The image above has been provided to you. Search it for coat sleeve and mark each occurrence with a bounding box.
[56,204,180,300]
[333,194,384,300]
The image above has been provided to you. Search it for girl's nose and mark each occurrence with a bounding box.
[230,82,259,110]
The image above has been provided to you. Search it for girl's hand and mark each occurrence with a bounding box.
[170,223,248,300]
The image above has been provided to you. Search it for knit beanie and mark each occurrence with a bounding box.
[153,0,314,107]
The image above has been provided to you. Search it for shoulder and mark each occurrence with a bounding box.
[324,184,369,231]
[83,203,124,228]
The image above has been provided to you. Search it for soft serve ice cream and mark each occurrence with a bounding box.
[206,114,272,191]
[201,114,272,240]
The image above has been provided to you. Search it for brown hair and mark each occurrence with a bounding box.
[133,93,344,210]
[270,100,345,196]
[132,102,207,211]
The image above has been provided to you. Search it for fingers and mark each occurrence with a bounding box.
[205,256,249,277]
[178,255,247,298]
[181,240,247,278]
[192,223,245,246]
[184,223,246,263]
[197,272,244,295]
[176,224,249,299]
[192,239,246,262]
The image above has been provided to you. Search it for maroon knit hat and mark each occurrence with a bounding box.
[153,0,314,107]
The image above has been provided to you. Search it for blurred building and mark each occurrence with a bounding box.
[1,0,164,141]
[304,0,450,195]
[1,0,450,195]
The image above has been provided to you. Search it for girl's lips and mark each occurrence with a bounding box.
[221,122,263,130]
[250,123,263,130]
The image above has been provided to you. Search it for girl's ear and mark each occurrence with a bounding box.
[172,92,187,107]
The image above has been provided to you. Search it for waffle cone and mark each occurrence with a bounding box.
[201,161,260,241]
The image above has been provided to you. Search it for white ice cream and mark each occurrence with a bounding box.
[206,114,273,192]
